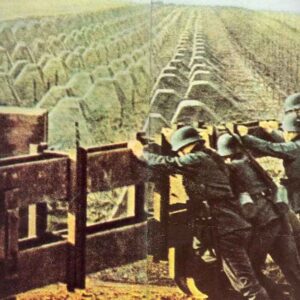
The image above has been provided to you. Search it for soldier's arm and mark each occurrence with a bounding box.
[242,135,296,160]
[128,140,206,174]
[141,150,205,174]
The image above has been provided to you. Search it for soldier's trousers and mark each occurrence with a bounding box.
[249,218,300,300]
[218,229,270,300]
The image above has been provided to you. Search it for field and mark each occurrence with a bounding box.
[1,1,300,299]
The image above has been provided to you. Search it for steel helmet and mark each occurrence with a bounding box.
[284,93,300,113]
[170,126,203,152]
[217,133,241,156]
[282,113,300,132]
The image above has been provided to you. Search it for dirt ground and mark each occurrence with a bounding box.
[18,258,201,300]
[17,256,289,300]
[17,281,198,300]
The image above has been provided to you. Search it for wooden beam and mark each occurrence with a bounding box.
[86,222,147,274]
[135,184,146,221]
[86,148,148,192]
[67,147,87,291]
[151,133,170,261]
[0,189,19,295]
[0,240,67,299]
[0,156,69,206]
[1,221,147,298]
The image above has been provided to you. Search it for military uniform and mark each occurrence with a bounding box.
[140,143,270,300]
[242,134,300,213]
[229,154,300,299]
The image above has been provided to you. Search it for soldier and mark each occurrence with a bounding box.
[261,93,300,143]
[217,133,300,299]
[129,125,270,300]
[239,113,300,214]
[284,92,300,115]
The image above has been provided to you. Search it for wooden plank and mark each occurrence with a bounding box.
[151,133,170,261]
[0,153,45,167]
[5,209,19,285]
[36,202,48,237]
[1,221,147,298]
[67,147,87,291]
[87,148,148,192]
[18,207,29,239]
[0,157,69,206]
[0,241,67,299]
[86,222,147,274]
[135,184,146,221]
[6,210,19,260]
[86,142,128,153]
[75,147,87,289]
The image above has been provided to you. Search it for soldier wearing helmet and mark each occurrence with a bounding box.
[240,113,300,213]
[284,93,300,115]
[129,126,271,300]
[217,133,300,299]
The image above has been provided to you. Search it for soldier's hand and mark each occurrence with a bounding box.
[128,140,144,158]
[237,125,248,136]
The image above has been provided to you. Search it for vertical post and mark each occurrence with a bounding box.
[18,207,28,239]
[67,122,87,291]
[152,132,170,261]
[55,71,59,86]
[36,203,48,237]
[135,184,146,222]
[75,146,87,289]
[28,144,48,238]
[0,189,19,299]
[33,79,37,104]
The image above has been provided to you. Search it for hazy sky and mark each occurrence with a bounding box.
[133,0,300,12]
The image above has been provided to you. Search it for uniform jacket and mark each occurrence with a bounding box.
[230,155,279,227]
[242,134,300,212]
[140,143,251,236]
